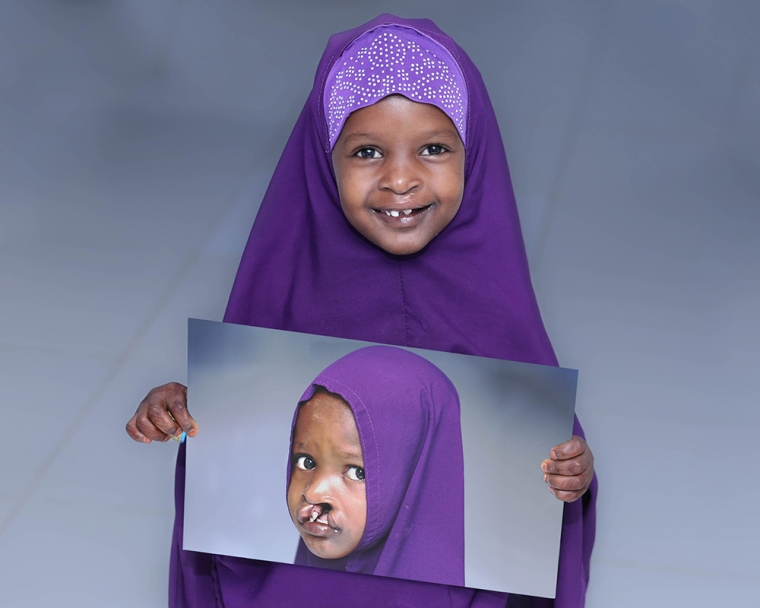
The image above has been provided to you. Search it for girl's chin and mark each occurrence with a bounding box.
[369,232,435,256]
[304,541,352,561]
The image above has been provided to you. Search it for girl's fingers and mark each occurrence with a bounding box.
[549,435,587,460]
[161,382,198,436]
[126,416,152,443]
[547,486,585,503]
[544,472,588,493]
[541,456,590,477]
[544,472,592,504]
[135,409,174,441]
[125,382,191,444]
[145,396,182,437]
[542,436,594,502]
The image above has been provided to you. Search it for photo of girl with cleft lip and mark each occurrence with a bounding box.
[286,345,465,586]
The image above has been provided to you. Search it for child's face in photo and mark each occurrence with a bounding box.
[288,390,367,560]
[332,95,465,256]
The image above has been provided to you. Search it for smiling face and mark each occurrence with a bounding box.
[332,95,465,256]
[288,389,367,560]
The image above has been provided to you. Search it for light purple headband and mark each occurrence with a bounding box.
[324,25,468,149]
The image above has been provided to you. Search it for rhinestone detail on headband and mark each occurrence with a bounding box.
[324,26,467,149]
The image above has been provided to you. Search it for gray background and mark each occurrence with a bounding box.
[184,319,577,598]
[0,1,758,606]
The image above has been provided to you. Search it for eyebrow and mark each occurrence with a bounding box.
[340,132,376,144]
[291,442,363,462]
[418,129,460,140]
[335,447,363,461]
[340,129,460,145]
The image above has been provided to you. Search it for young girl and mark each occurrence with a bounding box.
[127,14,596,607]
[287,345,465,586]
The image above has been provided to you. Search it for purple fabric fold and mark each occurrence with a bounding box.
[170,13,596,608]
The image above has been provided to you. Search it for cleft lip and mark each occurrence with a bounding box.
[297,502,336,529]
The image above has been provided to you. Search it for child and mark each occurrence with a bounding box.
[287,345,465,586]
[127,14,596,607]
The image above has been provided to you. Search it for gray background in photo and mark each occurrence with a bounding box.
[2,1,758,606]
[184,319,577,598]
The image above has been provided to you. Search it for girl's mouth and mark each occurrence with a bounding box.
[297,503,338,535]
[373,204,433,222]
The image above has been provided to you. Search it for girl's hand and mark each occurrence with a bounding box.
[125,382,198,443]
[541,435,594,502]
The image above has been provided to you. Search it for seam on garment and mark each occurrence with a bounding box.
[211,556,225,608]
[398,260,411,346]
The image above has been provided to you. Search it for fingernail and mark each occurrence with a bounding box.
[550,450,558,459]
[143,438,151,444]
[541,462,547,472]
[543,474,548,484]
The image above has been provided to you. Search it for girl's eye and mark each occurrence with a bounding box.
[421,144,447,156]
[355,147,381,159]
[346,466,365,482]
[295,455,316,471]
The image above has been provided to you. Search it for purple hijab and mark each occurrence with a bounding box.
[171,14,596,608]
[289,346,465,586]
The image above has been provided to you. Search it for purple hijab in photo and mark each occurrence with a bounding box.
[171,13,597,608]
[289,345,464,586]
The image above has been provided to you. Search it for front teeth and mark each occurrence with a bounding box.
[383,209,413,217]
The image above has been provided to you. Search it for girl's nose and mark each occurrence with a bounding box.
[379,156,422,195]
[303,471,336,504]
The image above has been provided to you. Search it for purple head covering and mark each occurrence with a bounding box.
[288,346,464,586]
[324,25,468,148]
[171,14,596,608]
